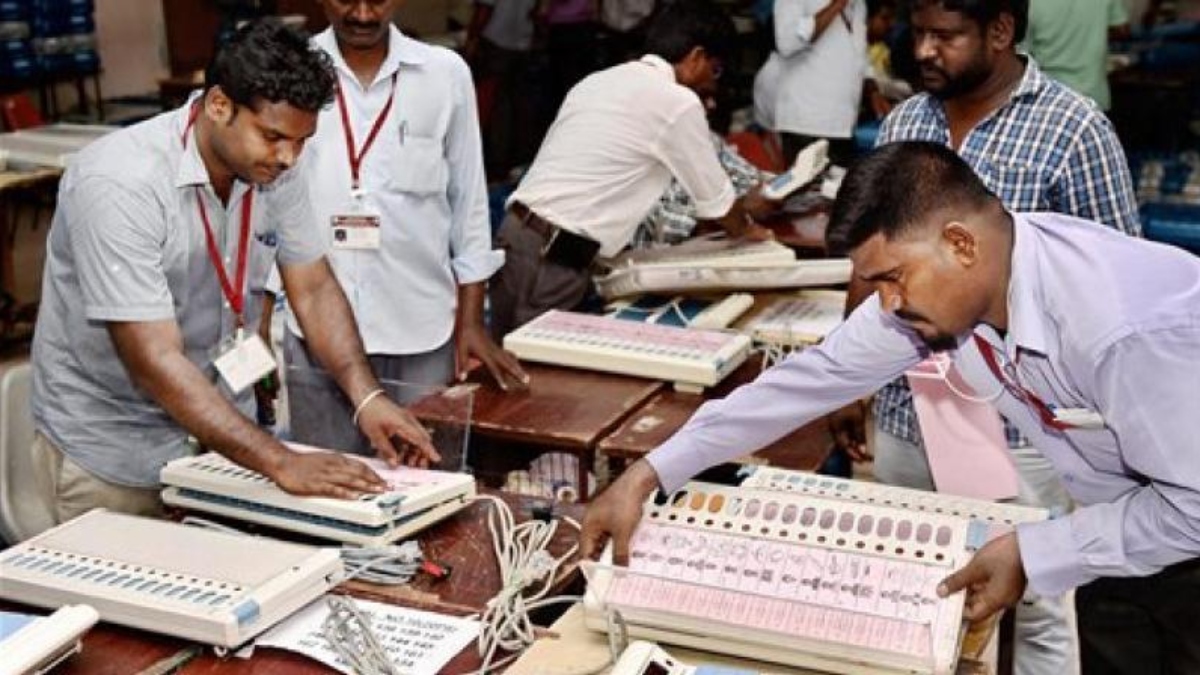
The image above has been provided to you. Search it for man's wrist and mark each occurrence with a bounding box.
[629,459,664,496]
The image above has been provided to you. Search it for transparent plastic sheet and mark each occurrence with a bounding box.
[283,366,473,473]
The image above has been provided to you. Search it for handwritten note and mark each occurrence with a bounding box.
[257,596,479,674]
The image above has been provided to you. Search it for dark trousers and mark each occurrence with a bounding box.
[1076,558,1200,674]
[780,132,857,169]
[487,211,593,341]
[477,40,539,181]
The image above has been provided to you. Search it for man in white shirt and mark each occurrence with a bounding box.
[488,0,773,338]
[754,0,868,165]
[283,0,527,460]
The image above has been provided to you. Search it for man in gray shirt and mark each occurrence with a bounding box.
[29,19,437,528]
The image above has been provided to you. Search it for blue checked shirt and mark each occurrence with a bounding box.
[872,56,1140,447]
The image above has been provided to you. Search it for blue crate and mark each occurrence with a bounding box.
[0,1,27,22]
[30,0,94,14]
[67,45,95,72]
[30,12,93,37]
[1142,202,1200,254]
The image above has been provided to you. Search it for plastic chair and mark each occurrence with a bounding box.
[0,359,53,543]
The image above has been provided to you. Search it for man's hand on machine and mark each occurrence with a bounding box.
[937,531,1028,623]
[270,449,389,499]
[742,184,784,222]
[580,459,662,565]
[740,221,776,242]
[355,395,441,468]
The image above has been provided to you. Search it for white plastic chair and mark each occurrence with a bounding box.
[0,359,53,543]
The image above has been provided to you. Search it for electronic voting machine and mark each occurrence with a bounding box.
[0,509,342,648]
[503,310,751,391]
[584,471,1046,675]
[1,605,98,675]
[161,443,476,547]
[594,235,852,300]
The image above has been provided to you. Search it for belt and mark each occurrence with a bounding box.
[509,201,601,270]
[510,201,555,239]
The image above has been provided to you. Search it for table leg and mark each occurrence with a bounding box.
[0,198,14,296]
[578,449,593,502]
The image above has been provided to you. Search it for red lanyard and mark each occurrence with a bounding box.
[973,333,1072,431]
[335,73,399,191]
[182,103,255,328]
[195,191,254,327]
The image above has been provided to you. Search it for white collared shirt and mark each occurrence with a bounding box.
[508,55,736,257]
[755,0,868,138]
[291,27,500,355]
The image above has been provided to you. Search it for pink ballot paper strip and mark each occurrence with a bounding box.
[584,482,975,675]
[285,442,453,490]
[906,357,1019,501]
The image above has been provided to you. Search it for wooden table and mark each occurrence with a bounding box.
[597,357,834,473]
[767,203,831,254]
[19,490,584,675]
[0,168,60,298]
[412,364,663,501]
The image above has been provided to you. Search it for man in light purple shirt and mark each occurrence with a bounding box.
[582,141,1200,672]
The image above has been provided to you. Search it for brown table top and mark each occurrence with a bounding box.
[17,490,584,675]
[413,363,663,451]
[597,356,833,472]
[765,203,830,254]
[0,167,61,191]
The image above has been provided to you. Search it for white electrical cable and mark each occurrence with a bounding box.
[322,595,402,675]
[340,540,423,586]
[462,494,582,674]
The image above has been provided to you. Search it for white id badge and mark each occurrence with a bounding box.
[1053,407,1106,429]
[331,213,381,250]
[213,332,277,394]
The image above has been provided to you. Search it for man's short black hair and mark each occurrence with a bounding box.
[826,141,999,255]
[643,0,736,64]
[206,18,335,113]
[911,0,1029,44]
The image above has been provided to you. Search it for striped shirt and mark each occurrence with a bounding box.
[873,56,1140,447]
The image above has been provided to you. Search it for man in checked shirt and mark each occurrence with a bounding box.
[827,1,1140,673]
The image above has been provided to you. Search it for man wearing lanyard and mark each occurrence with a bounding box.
[28,20,437,529]
[277,0,526,460]
[583,141,1200,673]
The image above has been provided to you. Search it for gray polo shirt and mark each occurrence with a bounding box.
[31,99,326,488]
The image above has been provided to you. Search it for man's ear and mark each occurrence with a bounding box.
[942,221,979,267]
[987,12,1016,52]
[676,46,706,81]
[204,86,236,126]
